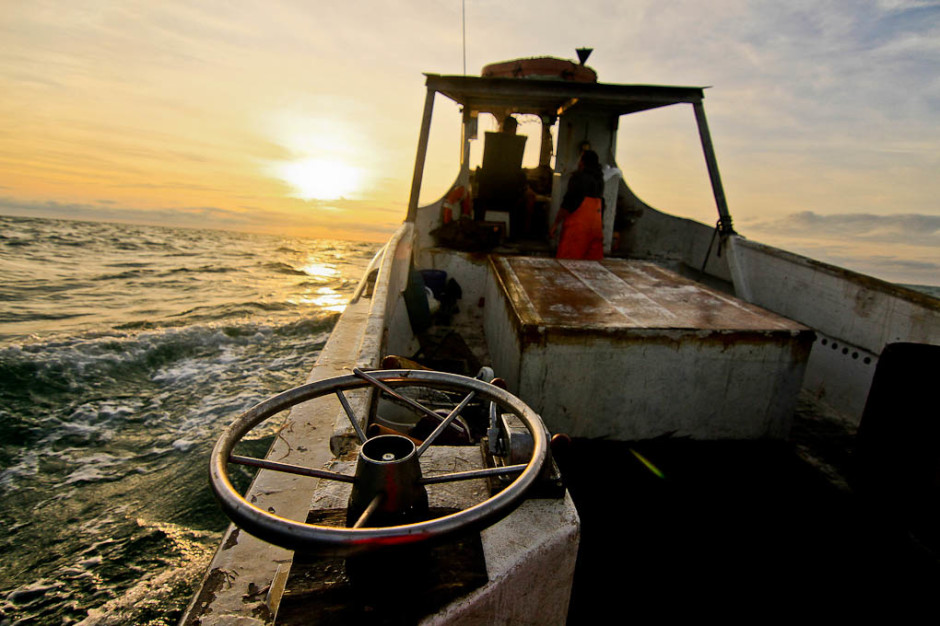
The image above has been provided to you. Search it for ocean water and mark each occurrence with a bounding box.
[0,215,379,624]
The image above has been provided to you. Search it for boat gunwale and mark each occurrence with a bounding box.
[732,235,940,311]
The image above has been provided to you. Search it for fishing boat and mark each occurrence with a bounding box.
[183,52,940,624]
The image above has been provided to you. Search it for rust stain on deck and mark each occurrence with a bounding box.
[491,256,809,336]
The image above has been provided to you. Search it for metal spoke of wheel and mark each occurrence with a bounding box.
[352,493,384,529]
[335,389,367,443]
[415,390,475,457]
[353,367,466,434]
[229,455,355,483]
[420,464,526,485]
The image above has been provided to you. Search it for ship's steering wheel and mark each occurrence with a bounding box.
[209,369,549,556]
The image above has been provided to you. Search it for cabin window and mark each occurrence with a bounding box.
[466,112,557,241]
[615,106,715,225]
[419,99,464,207]
[468,113,552,172]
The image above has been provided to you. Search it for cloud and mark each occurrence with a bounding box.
[737,209,940,285]
[868,256,940,272]
[0,197,399,240]
[740,210,940,246]
[1,1,937,256]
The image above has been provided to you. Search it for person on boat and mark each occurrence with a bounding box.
[550,149,604,259]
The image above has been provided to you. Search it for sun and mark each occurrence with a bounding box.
[279,158,361,201]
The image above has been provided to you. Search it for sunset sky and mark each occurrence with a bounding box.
[1,1,937,284]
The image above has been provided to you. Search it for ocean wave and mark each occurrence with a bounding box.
[0,238,32,247]
[0,316,334,493]
[162,264,237,275]
[0,216,378,622]
[46,234,89,247]
[171,300,297,323]
[0,278,98,295]
[94,268,153,281]
[61,452,132,486]
[0,310,89,324]
[263,261,309,275]
[0,515,218,625]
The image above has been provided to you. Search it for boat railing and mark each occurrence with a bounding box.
[328,222,413,455]
[182,222,414,625]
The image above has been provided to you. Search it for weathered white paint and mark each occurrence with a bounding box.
[729,236,939,350]
[483,266,524,393]
[511,336,807,440]
[801,333,878,420]
[365,224,414,369]
[728,235,940,422]
[602,167,621,254]
[413,190,449,254]
[423,494,579,626]
[625,203,733,283]
[329,223,412,454]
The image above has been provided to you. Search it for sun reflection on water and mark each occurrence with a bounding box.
[288,286,347,313]
[301,261,340,279]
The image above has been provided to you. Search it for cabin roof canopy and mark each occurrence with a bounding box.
[425,73,706,118]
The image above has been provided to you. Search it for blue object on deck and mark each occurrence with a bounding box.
[420,269,448,299]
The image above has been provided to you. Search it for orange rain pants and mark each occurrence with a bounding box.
[557,197,603,260]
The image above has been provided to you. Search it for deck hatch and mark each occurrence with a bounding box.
[491,257,808,334]
[484,256,814,440]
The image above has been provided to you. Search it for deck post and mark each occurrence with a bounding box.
[406,86,436,223]
[460,107,474,187]
[693,102,734,234]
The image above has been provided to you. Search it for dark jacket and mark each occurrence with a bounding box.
[561,167,604,213]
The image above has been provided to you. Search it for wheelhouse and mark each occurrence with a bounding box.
[408,71,734,259]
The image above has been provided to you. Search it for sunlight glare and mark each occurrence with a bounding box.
[301,261,340,279]
[294,287,347,313]
[279,158,362,201]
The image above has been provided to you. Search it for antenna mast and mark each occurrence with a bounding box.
[462,0,467,75]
